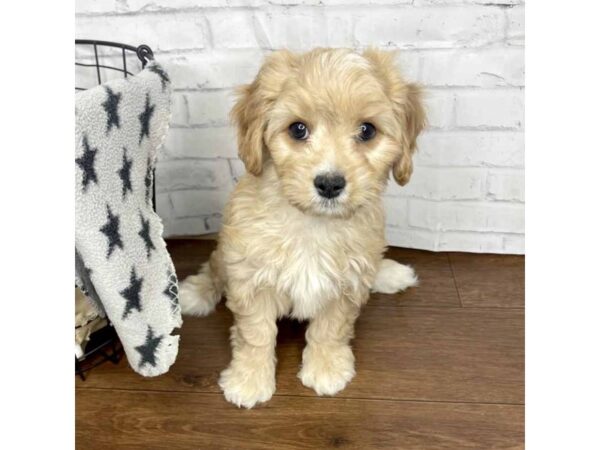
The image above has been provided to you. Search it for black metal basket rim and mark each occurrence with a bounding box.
[75,39,154,64]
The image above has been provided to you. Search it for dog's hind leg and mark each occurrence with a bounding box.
[179,250,224,316]
[371,258,418,294]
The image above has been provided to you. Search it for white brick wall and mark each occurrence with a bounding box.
[76,0,525,254]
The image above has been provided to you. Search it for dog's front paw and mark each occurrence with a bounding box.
[371,259,418,294]
[299,345,355,396]
[218,365,275,409]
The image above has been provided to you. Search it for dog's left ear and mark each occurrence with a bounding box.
[392,82,426,186]
[363,49,427,186]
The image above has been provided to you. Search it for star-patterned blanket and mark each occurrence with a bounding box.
[75,62,182,377]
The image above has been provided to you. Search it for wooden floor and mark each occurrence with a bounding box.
[76,239,524,450]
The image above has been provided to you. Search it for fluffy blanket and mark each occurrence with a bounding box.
[75,62,182,377]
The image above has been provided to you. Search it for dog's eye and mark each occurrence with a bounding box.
[289,122,309,141]
[358,123,376,141]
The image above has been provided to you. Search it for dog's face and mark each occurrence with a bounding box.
[232,48,426,218]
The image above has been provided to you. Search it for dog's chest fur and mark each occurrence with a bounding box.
[244,216,379,320]
[277,232,356,319]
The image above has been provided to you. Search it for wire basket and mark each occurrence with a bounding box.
[74,40,157,380]
[75,39,154,91]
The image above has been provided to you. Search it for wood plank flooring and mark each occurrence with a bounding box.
[76,239,524,449]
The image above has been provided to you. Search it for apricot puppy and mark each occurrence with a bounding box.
[180,48,426,408]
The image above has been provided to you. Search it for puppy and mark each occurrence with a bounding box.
[179,48,426,408]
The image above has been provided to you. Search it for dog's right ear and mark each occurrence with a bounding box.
[231,50,297,176]
[230,81,265,176]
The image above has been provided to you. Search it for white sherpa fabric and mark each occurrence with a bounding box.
[75,62,182,377]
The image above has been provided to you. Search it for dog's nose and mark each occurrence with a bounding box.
[314,174,346,199]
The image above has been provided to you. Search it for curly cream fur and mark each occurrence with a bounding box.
[180,48,425,408]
